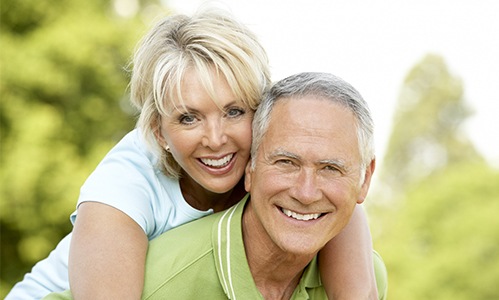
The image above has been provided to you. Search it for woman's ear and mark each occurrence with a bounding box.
[153,122,168,150]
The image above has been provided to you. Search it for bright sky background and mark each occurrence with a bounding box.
[165,0,499,167]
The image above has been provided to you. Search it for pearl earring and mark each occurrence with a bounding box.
[164,145,170,152]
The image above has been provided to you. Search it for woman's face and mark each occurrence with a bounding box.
[159,68,253,196]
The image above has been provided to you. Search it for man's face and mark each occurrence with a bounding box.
[244,96,374,256]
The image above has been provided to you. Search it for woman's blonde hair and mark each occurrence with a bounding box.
[129,8,270,178]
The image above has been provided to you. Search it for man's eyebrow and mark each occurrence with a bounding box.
[319,159,346,167]
[318,159,348,171]
[268,149,349,171]
[268,149,299,160]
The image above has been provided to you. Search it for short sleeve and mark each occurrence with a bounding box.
[70,129,213,240]
[70,130,161,236]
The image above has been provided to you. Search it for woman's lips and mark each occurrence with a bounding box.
[199,153,234,168]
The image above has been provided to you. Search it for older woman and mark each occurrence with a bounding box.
[7,8,378,299]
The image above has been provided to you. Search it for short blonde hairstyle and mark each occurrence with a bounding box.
[130,8,271,178]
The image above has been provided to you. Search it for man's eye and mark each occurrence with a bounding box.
[179,114,196,124]
[276,159,293,166]
[226,108,245,118]
[324,165,341,173]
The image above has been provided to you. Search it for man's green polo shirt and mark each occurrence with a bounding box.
[44,194,387,299]
[141,194,326,299]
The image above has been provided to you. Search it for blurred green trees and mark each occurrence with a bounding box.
[378,54,482,195]
[0,0,166,295]
[371,54,499,299]
[376,162,499,299]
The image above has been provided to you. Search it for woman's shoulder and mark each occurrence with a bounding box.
[88,129,160,176]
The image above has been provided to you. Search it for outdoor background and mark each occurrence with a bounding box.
[1,0,498,299]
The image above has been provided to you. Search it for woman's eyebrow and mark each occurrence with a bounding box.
[222,101,240,108]
[172,105,198,114]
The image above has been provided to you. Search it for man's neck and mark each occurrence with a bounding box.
[242,204,316,299]
[247,251,311,300]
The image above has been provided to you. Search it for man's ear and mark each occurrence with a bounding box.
[357,158,376,204]
[244,160,252,193]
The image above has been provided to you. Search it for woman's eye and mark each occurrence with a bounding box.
[179,114,197,125]
[226,108,245,118]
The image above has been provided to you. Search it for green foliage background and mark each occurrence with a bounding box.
[374,162,499,299]
[370,54,499,299]
[0,0,166,296]
[1,1,498,299]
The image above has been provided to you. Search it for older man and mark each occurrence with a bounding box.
[45,72,387,299]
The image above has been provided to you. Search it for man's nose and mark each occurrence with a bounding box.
[201,119,228,150]
[290,168,323,204]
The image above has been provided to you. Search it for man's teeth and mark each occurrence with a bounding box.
[281,208,321,221]
[200,154,233,167]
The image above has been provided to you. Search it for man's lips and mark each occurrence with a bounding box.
[280,207,324,221]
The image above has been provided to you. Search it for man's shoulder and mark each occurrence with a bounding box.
[142,212,224,298]
[150,211,219,247]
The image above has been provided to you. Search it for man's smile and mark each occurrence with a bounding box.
[280,207,324,221]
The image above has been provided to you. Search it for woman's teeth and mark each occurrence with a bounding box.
[281,208,321,221]
[200,154,233,168]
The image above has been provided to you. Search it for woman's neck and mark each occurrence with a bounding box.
[179,176,246,212]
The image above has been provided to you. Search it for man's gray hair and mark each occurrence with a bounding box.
[251,72,375,176]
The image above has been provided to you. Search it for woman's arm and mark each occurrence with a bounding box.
[319,205,378,299]
[69,202,148,300]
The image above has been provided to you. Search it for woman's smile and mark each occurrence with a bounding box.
[199,153,234,168]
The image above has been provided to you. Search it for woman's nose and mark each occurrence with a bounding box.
[201,119,228,150]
